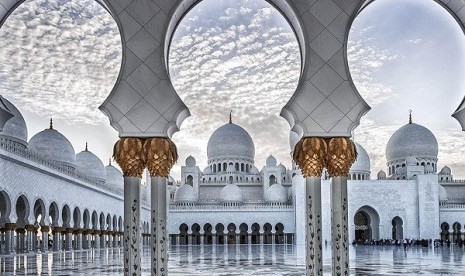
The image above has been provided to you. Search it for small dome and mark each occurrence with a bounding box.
[350,142,370,173]
[76,147,106,182]
[220,183,243,203]
[0,96,28,145]
[440,166,451,175]
[174,184,197,203]
[105,163,123,187]
[168,175,176,183]
[405,156,418,166]
[439,185,448,202]
[207,123,255,160]
[226,163,236,173]
[264,184,288,204]
[386,123,438,163]
[250,166,259,174]
[278,163,286,173]
[266,155,277,166]
[28,122,76,168]
[185,155,196,167]
[377,170,386,180]
[202,166,211,174]
[425,164,434,174]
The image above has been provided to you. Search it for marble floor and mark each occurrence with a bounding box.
[1,245,464,275]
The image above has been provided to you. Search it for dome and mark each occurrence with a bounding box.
[264,184,288,204]
[105,163,123,187]
[440,166,451,175]
[266,155,277,166]
[76,146,106,182]
[349,142,370,173]
[0,96,28,145]
[203,166,212,175]
[250,166,259,174]
[220,183,243,203]
[168,185,177,194]
[185,155,196,167]
[377,170,386,179]
[28,122,76,168]
[405,156,418,166]
[386,123,438,162]
[174,184,197,203]
[207,123,255,160]
[168,175,176,183]
[439,185,448,202]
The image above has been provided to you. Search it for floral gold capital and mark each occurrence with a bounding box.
[293,137,327,177]
[113,138,146,178]
[326,137,357,177]
[143,137,178,177]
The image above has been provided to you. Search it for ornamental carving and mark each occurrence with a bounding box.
[326,137,357,177]
[143,138,178,177]
[293,137,327,177]
[113,138,146,178]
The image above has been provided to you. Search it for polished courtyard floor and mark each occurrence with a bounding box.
[1,245,465,275]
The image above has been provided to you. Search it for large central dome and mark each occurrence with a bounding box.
[207,123,255,160]
[386,123,438,162]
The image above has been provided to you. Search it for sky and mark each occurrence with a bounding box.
[1,0,465,179]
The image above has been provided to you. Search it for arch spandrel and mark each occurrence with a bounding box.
[2,0,465,137]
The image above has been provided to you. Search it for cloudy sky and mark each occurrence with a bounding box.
[1,0,465,179]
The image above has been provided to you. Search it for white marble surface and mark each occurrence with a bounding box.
[1,245,465,275]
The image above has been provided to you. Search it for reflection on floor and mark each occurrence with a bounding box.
[0,245,464,275]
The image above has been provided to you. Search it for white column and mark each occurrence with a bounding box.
[53,228,62,251]
[65,229,73,251]
[4,224,16,254]
[76,230,83,250]
[26,225,35,252]
[331,177,349,276]
[306,177,323,275]
[40,226,50,252]
[94,232,100,250]
[151,176,168,276]
[124,177,141,276]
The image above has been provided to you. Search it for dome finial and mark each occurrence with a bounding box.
[49,118,53,129]
[229,110,232,124]
[109,158,112,166]
[85,142,88,151]
[409,109,412,124]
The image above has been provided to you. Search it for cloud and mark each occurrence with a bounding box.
[0,0,121,126]
[169,1,300,176]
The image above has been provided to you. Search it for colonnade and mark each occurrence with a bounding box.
[0,224,123,254]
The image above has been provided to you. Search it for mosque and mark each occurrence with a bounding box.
[0,95,464,254]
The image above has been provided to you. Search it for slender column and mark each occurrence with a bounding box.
[40,226,50,252]
[100,231,106,248]
[53,227,62,251]
[65,228,73,251]
[25,225,35,252]
[16,228,25,253]
[4,223,16,254]
[114,137,145,276]
[144,137,177,276]
[94,230,101,250]
[0,227,4,254]
[76,230,83,250]
[294,137,327,276]
[326,137,356,276]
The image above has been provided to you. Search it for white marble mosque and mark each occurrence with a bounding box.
[1,95,465,256]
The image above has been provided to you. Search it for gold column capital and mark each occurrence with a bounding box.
[113,137,146,178]
[326,137,357,177]
[143,137,178,177]
[293,137,327,177]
